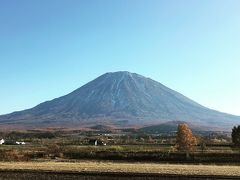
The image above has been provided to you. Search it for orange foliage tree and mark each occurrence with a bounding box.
[176,123,197,158]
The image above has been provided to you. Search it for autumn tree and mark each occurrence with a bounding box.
[176,123,197,159]
[232,125,240,147]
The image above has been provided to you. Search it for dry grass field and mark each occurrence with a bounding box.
[0,161,239,176]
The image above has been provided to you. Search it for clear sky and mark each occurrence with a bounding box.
[0,0,240,116]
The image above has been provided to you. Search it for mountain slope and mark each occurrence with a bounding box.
[0,71,239,130]
[139,121,185,134]
[139,121,212,134]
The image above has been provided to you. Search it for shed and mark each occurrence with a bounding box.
[89,139,106,146]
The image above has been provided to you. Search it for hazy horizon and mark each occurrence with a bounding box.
[0,0,240,116]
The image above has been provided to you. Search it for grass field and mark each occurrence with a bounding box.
[0,161,239,176]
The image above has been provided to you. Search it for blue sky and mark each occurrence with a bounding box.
[0,0,240,115]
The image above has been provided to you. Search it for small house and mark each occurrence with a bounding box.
[16,141,26,145]
[0,139,4,145]
[89,139,106,146]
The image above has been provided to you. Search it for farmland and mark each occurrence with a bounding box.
[0,161,239,180]
[0,129,239,179]
[0,129,239,163]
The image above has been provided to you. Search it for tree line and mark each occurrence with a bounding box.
[176,123,240,158]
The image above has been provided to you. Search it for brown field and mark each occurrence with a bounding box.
[0,161,239,176]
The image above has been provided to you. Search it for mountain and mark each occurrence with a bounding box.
[0,71,239,130]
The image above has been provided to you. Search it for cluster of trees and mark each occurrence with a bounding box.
[0,131,57,139]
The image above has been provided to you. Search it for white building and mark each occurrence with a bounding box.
[16,141,26,145]
[0,139,5,145]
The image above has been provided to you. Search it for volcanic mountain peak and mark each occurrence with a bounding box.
[0,71,239,130]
